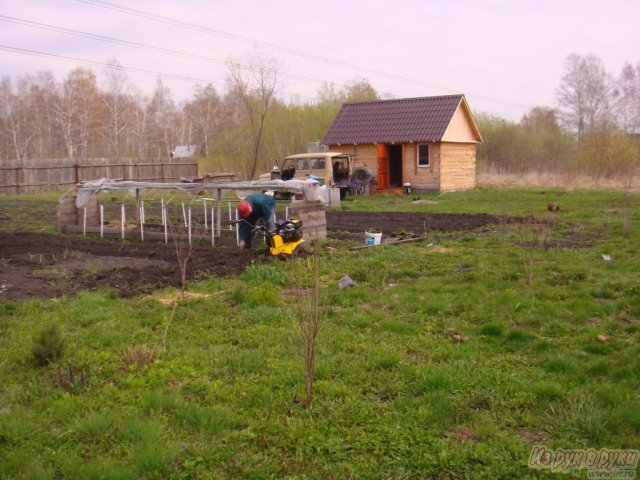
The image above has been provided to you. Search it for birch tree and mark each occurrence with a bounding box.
[226,52,280,179]
[146,78,177,158]
[0,77,34,161]
[612,62,640,134]
[52,67,101,161]
[185,84,220,158]
[556,54,612,144]
[101,60,137,158]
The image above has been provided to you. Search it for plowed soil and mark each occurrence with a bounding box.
[0,207,510,301]
[326,211,508,240]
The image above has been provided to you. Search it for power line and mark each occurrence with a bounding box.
[0,44,319,103]
[1,9,526,119]
[0,42,523,120]
[0,14,353,92]
[76,0,531,111]
[0,44,218,84]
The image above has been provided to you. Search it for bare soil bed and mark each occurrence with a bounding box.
[326,211,507,240]
[0,208,510,302]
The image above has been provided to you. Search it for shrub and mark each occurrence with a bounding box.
[31,324,65,366]
[123,345,155,370]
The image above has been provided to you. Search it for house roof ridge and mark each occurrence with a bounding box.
[343,94,464,106]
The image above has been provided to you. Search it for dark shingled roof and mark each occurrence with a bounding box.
[322,94,465,145]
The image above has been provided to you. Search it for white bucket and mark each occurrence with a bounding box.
[364,231,383,245]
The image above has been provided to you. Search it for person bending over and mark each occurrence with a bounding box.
[236,193,276,249]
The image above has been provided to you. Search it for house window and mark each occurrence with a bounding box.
[417,144,430,167]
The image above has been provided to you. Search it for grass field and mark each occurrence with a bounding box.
[1,188,639,479]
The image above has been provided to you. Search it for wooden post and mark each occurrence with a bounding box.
[15,166,24,194]
[140,204,144,241]
[135,189,140,223]
[235,208,240,246]
[203,199,208,229]
[211,207,215,246]
[216,189,222,237]
[100,204,104,238]
[164,207,168,244]
[188,207,192,245]
[75,161,81,185]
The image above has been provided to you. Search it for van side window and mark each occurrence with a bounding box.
[310,158,325,169]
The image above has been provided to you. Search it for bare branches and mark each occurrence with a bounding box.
[226,52,280,179]
[291,246,324,408]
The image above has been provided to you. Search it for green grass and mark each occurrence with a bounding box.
[1,188,639,478]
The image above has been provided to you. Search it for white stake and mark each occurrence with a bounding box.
[203,199,208,229]
[121,204,125,239]
[164,207,168,244]
[235,208,240,246]
[99,204,104,238]
[140,205,144,241]
[83,207,87,236]
[141,200,145,224]
[161,197,165,225]
[182,202,187,227]
[188,207,192,245]
[211,206,215,246]
[285,206,289,220]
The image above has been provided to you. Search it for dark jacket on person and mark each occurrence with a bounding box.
[239,193,276,247]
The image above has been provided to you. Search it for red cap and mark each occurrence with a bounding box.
[237,200,252,218]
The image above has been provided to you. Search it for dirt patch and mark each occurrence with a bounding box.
[0,232,258,302]
[0,209,514,301]
[326,211,512,241]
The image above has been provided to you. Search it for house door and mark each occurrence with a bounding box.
[377,144,389,190]
[388,145,403,188]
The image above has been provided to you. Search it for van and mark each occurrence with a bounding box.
[260,152,354,187]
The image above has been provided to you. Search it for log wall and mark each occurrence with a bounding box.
[439,143,477,191]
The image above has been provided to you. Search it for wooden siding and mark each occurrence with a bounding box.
[442,104,482,143]
[329,142,476,192]
[402,143,440,191]
[330,145,377,176]
[439,143,477,191]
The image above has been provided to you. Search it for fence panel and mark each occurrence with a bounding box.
[0,158,198,194]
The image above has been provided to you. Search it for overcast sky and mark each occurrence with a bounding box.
[1,0,638,121]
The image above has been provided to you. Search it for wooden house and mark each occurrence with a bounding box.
[322,95,482,192]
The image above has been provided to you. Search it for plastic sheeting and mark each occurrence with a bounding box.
[74,178,316,208]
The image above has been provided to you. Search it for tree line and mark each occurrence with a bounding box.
[1,53,638,180]
[477,54,640,179]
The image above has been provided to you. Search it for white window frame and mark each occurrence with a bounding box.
[417,144,430,168]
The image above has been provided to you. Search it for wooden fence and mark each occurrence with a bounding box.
[0,158,199,194]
